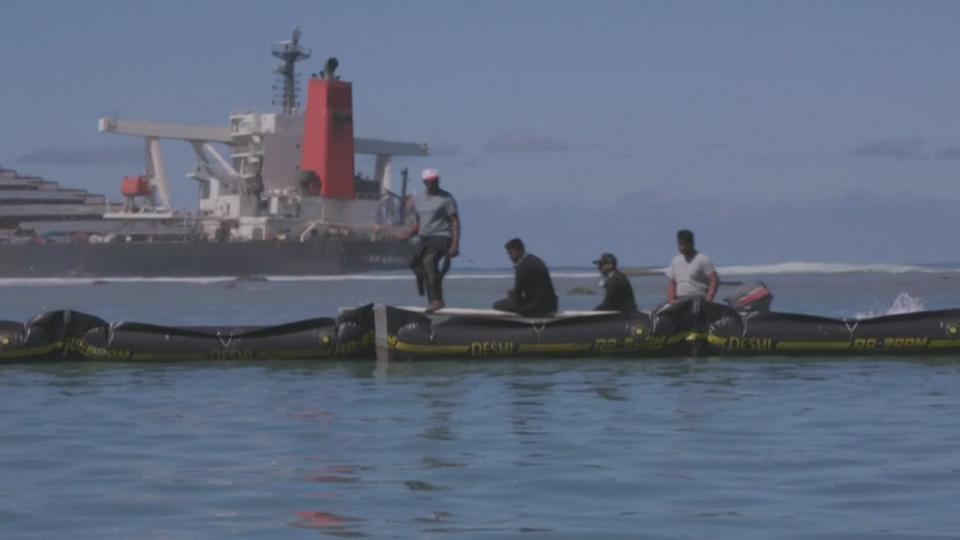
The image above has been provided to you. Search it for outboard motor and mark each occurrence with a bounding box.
[724,281,773,313]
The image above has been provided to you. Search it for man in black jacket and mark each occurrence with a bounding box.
[493,238,558,316]
[592,252,638,313]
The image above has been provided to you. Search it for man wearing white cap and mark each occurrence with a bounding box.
[403,168,460,313]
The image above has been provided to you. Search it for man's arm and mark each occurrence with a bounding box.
[528,258,555,308]
[402,199,419,240]
[448,214,460,257]
[508,275,521,303]
[595,283,614,311]
[403,221,420,240]
[595,273,622,310]
[512,258,530,304]
[667,279,677,303]
[706,271,719,302]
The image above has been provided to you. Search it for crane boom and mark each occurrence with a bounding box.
[99,118,231,143]
[99,118,429,156]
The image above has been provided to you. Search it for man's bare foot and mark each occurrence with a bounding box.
[425,300,444,314]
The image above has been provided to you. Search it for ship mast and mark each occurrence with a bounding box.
[272,28,312,114]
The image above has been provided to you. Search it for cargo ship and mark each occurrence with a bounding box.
[0,30,426,278]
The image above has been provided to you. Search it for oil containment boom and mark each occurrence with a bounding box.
[4,298,960,363]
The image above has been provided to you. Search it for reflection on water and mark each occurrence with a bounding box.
[2,359,960,537]
[293,510,366,537]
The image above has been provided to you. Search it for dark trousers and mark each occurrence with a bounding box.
[493,297,524,314]
[410,236,451,302]
[493,296,557,317]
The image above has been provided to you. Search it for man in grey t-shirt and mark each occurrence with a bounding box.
[667,229,719,302]
[403,168,461,313]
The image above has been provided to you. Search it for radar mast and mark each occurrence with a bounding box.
[271,28,312,114]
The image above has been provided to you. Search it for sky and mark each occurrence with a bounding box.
[1,0,959,266]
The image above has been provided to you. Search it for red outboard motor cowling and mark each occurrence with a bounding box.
[724,281,774,312]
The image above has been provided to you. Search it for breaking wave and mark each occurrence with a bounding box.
[0,271,606,287]
[0,262,954,287]
[712,262,959,276]
[0,276,242,287]
[855,292,927,319]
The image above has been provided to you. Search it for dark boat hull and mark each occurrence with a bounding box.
[0,239,413,277]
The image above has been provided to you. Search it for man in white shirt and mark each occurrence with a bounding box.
[667,229,719,303]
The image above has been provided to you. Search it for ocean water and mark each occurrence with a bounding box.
[2,265,960,538]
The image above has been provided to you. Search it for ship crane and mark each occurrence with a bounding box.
[97,118,235,214]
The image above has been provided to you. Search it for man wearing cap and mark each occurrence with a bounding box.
[404,168,460,313]
[667,229,719,302]
[593,252,638,313]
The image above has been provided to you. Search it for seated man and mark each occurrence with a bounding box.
[592,252,638,313]
[493,238,558,316]
[667,229,719,302]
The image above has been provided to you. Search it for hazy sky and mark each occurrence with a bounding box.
[2,0,959,265]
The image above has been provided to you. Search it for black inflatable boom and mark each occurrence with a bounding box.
[3,300,960,363]
[0,305,375,363]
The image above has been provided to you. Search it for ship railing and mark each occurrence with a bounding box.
[299,221,409,242]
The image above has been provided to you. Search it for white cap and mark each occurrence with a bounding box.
[422,168,439,181]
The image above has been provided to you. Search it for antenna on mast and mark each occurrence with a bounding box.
[271,28,312,114]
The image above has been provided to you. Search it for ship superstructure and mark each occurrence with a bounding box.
[97,29,428,245]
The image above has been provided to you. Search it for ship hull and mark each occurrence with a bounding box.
[0,239,413,277]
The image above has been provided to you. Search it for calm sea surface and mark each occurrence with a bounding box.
[2,270,960,539]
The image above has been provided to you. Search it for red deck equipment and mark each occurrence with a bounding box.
[121,175,151,197]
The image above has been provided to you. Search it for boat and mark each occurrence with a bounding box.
[0,29,426,277]
[3,285,960,362]
[375,302,960,360]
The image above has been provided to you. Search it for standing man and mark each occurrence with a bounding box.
[493,238,558,316]
[404,168,460,313]
[667,229,719,303]
[592,252,638,313]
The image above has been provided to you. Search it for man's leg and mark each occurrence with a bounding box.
[520,295,558,317]
[519,303,556,317]
[423,237,451,310]
[493,297,523,313]
[409,245,428,297]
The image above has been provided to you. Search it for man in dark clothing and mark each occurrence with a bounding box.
[493,238,558,316]
[592,252,638,313]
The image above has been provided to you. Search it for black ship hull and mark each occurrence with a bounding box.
[0,239,413,277]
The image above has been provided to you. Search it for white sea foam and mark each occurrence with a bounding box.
[270,272,601,281]
[887,292,926,314]
[0,271,604,287]
[0,262,952,287]
[713,262,957,276]
[0,276,239,287]
[855,292,926,319]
